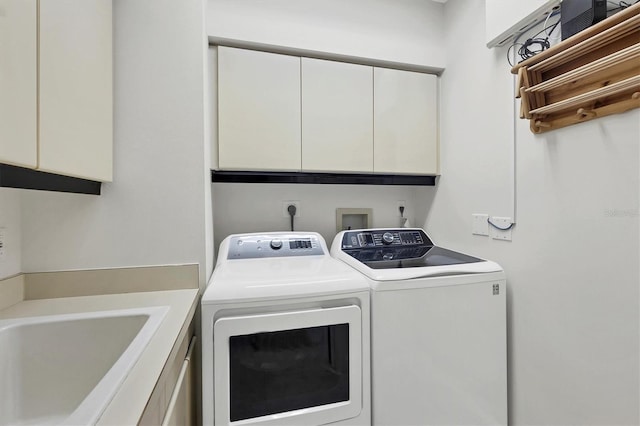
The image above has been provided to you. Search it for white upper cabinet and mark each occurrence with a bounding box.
[301,58,373,173]
[215,47,439,176]
[0,0,112,182]
[0,0,37,168]
[218,47,301,171]
[374,68,438,175]
[38,0,112,182]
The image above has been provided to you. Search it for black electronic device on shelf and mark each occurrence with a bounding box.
[561,0,607,40]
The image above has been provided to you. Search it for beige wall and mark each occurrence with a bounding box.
[0,189,21,280]
[19,0,213,289]
[207,0,447,69]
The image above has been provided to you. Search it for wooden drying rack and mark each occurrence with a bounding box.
[511,3,640,133]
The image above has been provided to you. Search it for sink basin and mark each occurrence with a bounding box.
[0,306,169,426]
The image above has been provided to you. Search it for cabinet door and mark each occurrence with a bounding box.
[39,0,112,181]
[162,337,195,426]
[162,358,192,426]
[374,68,438,175]
[302,59,373,173]
[218,47,301,171]
[0,0,37,168]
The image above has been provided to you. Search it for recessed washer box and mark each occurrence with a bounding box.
[336,208,372,232]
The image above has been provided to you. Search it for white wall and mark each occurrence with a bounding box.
[20,0,213,288]
[207,0,442,254]
[0,189,21,279]
[428,1,639,424]
[207,0,446,70]
[213,183,432,254]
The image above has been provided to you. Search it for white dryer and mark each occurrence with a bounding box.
[202,232,371,426]
[331,228,507,426]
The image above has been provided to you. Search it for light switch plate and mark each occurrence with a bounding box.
[472,214,489,236]
[490,216,513,241]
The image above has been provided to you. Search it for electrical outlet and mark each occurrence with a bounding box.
[0,227,5,262]
[490,216,513,241]
[472,214,489,236]
[397,201,406,217]
[282,201,301,218]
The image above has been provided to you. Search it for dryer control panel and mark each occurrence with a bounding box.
[227,233,324,259]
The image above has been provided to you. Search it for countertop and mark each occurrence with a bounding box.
[0,288,199,425]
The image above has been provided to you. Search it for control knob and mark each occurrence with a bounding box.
[382,232,395,245]
[270,239,283,250]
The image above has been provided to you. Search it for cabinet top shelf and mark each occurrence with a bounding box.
[512,2,640,133]
[510,2,640,74]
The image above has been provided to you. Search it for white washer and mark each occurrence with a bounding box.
[202,232,371,426]
[331,228,507,426]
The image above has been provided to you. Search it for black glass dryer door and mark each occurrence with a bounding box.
[228,324,350,422]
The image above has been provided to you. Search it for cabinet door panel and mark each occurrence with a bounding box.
[162,336,195,426]
[39,0,112,181]
[302,59,373,173]
[218,47,301,171]
[374,69,438,175]
[162,358,191,426]
[0,0,37,168]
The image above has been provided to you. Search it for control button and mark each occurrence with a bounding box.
[383,252,394,261]
[382,232,394,245]
[270,239,283,250]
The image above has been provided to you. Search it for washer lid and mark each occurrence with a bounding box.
[344,246,484,269]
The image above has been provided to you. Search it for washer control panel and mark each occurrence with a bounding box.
[227,234,324,259]
[341,229,432,249]
[340,229,435,263]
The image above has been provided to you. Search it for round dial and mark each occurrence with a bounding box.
[270,239,283,250]
[382,232,395,245]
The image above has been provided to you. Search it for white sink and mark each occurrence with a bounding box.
[0,306,169,426]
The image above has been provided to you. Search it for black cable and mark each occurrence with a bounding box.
[521,20,559,58]
[287,204,296,232]
[608,0,639,11]
[507,43,523,67]
[518,38,551,61]
[531,18,560,39]
[507,18,560,66]
[510,0,640,65]
[487,217,515,231]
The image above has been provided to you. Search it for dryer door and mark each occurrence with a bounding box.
[213,306,362,426]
